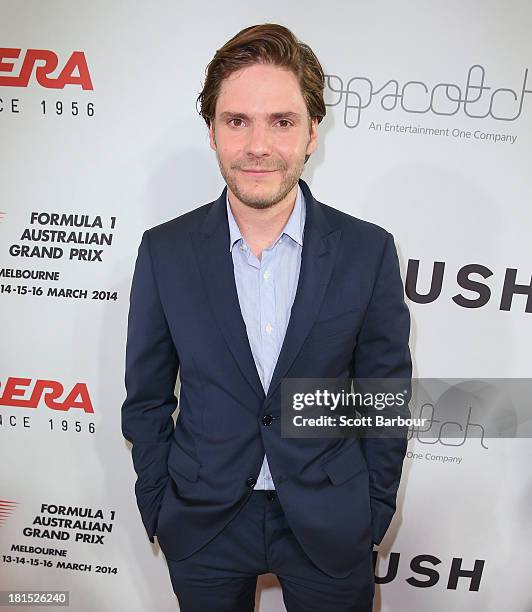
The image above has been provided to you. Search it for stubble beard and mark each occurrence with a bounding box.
[214,148,307,211]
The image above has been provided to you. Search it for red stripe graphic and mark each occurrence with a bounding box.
[0,500,18,528]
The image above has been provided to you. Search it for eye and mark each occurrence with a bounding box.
[228,118,245,127]
[276,119,293,128]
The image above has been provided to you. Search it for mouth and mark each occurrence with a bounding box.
[240,169,277,176]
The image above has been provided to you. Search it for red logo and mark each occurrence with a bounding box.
[0,378,94,413]
[0,48,93,90]
[0,499,18,527]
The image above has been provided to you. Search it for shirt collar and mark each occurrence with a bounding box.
[226,184,305,253]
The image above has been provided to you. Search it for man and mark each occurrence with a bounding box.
[121,23,411,612]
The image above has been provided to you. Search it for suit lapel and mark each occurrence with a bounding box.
[190,178,342,408]
[191,188,266,401]
[264,179,341,408]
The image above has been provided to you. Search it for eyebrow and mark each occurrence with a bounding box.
[219,111,303,121]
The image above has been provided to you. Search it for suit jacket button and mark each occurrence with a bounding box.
[262,414,274,426]
[246,477,257,488]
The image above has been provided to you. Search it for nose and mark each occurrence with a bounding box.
[245,123,272,159]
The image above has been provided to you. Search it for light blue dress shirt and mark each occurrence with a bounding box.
[226,184,306,490]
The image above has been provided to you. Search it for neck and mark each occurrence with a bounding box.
[227,183,298,244]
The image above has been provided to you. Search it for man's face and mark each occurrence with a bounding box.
[209,63,318,210]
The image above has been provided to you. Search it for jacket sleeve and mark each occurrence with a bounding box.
[121,229,179,543]
[350,231,412,547]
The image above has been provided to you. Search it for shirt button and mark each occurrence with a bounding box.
[263,270,270,280]
[246,477,257,488]
[262,414,274,426]
[265,323,273,334]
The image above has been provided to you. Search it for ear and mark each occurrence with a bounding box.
[305,117,318,157]
[209,122,217,152]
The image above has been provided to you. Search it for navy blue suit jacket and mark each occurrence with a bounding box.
[121,178,412,578]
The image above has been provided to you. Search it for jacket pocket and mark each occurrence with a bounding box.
[322,442,368,486]
[307,308,362,343]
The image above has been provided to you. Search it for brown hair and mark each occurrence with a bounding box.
[197,23,326,128]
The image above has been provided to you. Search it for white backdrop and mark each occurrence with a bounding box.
[1,1,531,610]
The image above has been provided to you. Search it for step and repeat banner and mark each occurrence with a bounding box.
[1,1,531,610]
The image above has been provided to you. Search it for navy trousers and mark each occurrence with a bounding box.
[164,490,375,611]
